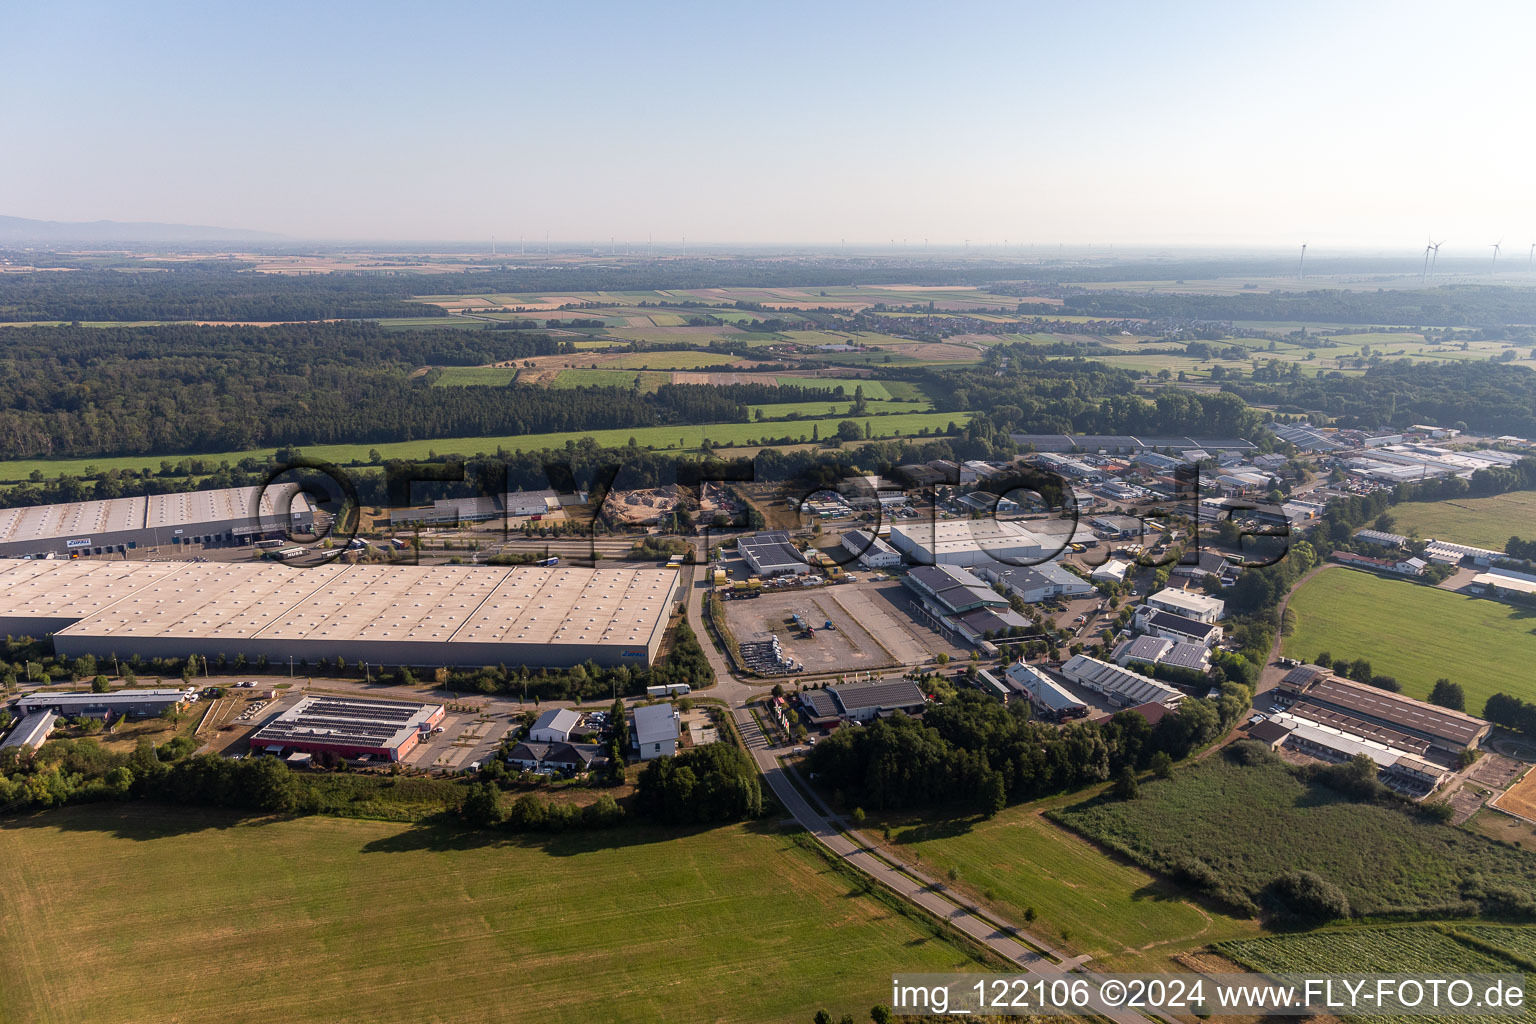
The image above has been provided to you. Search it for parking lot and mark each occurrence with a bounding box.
[723,579,902,676]
[403,707,516,772]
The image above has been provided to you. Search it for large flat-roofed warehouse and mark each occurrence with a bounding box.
[0,559,679,669]
[0,484,314,559]
[250,696,444,762]
[1276,666,1490,755]
[888,519,1046,567]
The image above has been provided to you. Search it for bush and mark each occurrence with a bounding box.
[1264,870,1351,922]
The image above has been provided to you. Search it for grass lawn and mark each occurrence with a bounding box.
[872,806,1262,969]
[1050,755,1536,919]
[0,806,985,1024]
[1388,490,1536,550]
[430,366,519,387]
[1280,567,1536,711]
[0,411,975,482]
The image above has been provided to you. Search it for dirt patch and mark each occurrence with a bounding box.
[1490,762,1536,823]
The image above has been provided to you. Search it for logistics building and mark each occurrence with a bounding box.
[0,559,678,669]
[888,519,1046,567]
[0,484,315,560]
[250,696,444,762]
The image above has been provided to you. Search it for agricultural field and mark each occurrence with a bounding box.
[547,368,671,392]
[1387,490,1536,550]
[747,399,932,420]
[872,806,1262,970]
[0,806,986,1024]
[430,366,519,387]
[1280,567,1536,711]
[774,377,895,400]
[602,350,743,370]
[1217,926,1535,1024]
[0,410,976,483]
[1049,755,1536,919]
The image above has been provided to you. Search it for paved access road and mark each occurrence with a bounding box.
[731,708,1162,1024]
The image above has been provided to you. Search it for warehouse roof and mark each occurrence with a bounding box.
[830,679,926,714]
[1146,587,1225,620]
[1062,654,1183,707]
[889,519,1046,559]
[737,531,805,571]
[0,560,677,652]
[0,484,313,546]
[1004,662,1085,713]
[1284,675,1487,748]
[1141,610,1218,642]
[19,688,194,710]
[0,711,57,751]
[906,564,1006,613]
[251,696,440,752]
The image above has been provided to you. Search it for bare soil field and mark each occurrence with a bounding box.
[1490,763,1536,823]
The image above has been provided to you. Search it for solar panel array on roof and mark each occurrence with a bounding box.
[1297,677,1487,748]
[251,696,442,752]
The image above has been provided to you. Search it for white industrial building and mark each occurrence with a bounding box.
[1144,587,1225,623]
[1423,540,1502,566]
[18,687,197,719]
[0,711,57,752]
[1090,559,1130,584]
[888,519,1046,567]
[840,529,902,569]
[0,484,315,560]
[737,531,809,576]
[1060,655,1184,709]
[0,559,678,669]
[973,559,1095,603]
[1004,662,1088,720]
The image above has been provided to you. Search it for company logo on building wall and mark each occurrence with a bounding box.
[622,649,645,658]
[65,538,92,549]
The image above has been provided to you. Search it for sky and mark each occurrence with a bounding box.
[3,0,1534,248]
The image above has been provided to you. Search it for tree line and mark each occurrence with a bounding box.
[803,686,1251,816]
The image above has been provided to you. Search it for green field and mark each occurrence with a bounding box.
[0,410,975,483]
[1050,754,1536,919]
[548,368,672,392]
[430,366,519,387]
[875,807,1261,968]
[1218,926,1535,1023]
[775,377,895,400]
[0,806,985,1024]
[1281,567,1536,711]
[1387,491,1536,550]
[602,350,742,370]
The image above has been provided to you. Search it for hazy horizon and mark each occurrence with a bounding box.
[5,0,1534,248]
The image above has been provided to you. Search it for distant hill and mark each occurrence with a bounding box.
[0,214,283,243]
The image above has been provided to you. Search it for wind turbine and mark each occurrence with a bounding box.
[1490,240,1502,273]
[1421,240,1433,281]
[1429,240,1443,277]
[1528,243,1534,268]
[1297,242,1308,279]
